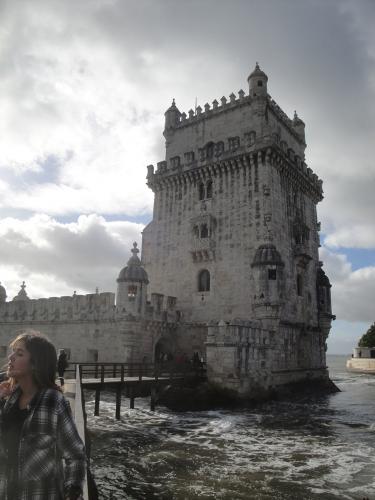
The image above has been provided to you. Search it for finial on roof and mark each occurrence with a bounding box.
[95,287,99,294]
[131,242,139,256]
[248,62,268,85]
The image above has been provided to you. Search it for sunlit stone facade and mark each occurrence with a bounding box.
[143,63,335,394]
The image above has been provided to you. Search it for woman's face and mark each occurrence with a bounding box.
[7,341,33,381]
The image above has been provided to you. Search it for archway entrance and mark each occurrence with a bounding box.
[154,337,173,363]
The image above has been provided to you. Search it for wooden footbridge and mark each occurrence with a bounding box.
[67,361,206,419]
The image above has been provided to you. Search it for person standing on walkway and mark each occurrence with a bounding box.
[0,330,86,499]
[57,348,69,386]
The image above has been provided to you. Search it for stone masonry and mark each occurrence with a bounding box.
[143,63,335,395]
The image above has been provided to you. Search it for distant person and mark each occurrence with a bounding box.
[192,351,201,366]
[57,348,69,386]
[0,330,86,499]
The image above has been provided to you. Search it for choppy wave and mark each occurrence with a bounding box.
[86,356,375,499]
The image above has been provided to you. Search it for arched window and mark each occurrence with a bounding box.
[206,180,213,199]
[206,142,214,159]
[215,141,224,157]
[200,224,209,238]
[198,270,210,292]
[198,183,205,200]
[297,274,303,296]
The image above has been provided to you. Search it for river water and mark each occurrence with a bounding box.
[86,355,375,499]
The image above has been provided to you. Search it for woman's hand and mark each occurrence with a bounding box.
[0,381,12,399]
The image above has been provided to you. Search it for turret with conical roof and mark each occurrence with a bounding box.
[248,62,268,98]
[292,110,306,143]
[163,99,181,138]
[116,242,149,316]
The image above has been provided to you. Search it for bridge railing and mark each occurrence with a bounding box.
[65,361,206,383]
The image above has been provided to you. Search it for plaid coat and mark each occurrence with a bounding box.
[0,386,86,500]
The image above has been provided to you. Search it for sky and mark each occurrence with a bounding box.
[0,0,374,354]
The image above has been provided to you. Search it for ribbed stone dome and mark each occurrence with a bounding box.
[252,244,284,267]
[248,62,268,82]
[317,267,331,287]
[117,242,149,284]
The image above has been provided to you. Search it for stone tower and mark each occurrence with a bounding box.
[142,63,335,395]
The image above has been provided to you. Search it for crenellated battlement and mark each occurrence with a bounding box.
[0,291,181,325]
[0,292,117,323]
[176,89,248,128]
[166,88,303,145]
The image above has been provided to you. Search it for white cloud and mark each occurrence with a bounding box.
[320,246,375,323]
[0,214,144,299]
[324,225,375,249]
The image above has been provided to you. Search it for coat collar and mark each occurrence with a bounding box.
[3,386,45,414]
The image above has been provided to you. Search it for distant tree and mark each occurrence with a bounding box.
[358,322,375,347]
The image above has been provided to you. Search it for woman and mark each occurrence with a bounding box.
[0,330,86,499]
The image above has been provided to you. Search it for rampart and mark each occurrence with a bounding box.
[0,292,179,324]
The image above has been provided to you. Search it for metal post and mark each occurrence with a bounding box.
[129,387,135,409]
[94,388,100,416]
[115,385,121,420]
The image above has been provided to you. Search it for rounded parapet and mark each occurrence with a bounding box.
[251,244,284,267]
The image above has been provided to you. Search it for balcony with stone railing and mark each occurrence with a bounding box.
[191,238,216,262]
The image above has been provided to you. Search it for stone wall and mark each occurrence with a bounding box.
[346,358,375,373]
[0,316,179,366]
[206,320,327,396]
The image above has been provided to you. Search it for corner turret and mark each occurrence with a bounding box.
[163,99,181,138]
[0,282,6,304]
[293,111,306,143]
[251,244,285,326]
[248,62,268,98]
[116,242,149,317]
